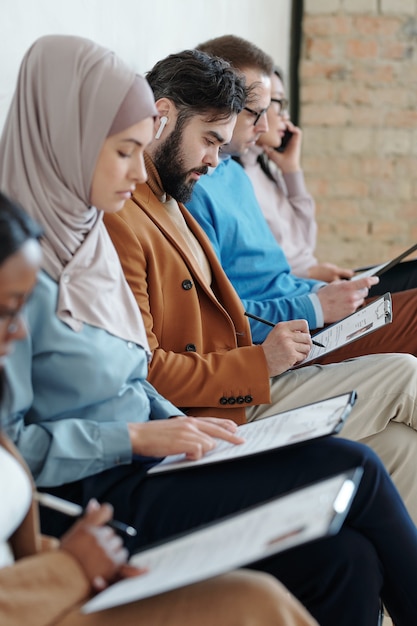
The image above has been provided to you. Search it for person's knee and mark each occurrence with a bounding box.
[361,422,417,522]
[384,352,417,385]
[361,422,416,472]
[229,570,318,626]
[325,436,382,470]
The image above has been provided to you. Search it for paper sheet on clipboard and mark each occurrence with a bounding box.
[297,293,392,366]
[147,391,356,475]
[82,467,363,614]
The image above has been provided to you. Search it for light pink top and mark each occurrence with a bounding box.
[242,146,317,278]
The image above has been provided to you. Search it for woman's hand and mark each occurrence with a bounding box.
[263,120,302,174]
[308,262,354,282]
[60,499,142,592]
[127,416,244,460]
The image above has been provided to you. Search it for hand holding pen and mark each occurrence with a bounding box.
[52,498,143,592]
[244,312,325,348]
[34,491,137,537]
[245,314,322,378]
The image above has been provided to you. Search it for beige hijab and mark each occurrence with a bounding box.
[0,35,157,355]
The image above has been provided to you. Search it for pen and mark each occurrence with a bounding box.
[34,491,137,537]
[244,311,326,349]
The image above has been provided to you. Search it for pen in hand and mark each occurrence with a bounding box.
[244,311,326,349]
[34,491,137,537]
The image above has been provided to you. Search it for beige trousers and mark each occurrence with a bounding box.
[58,570,317,626]
[247,353,417,523]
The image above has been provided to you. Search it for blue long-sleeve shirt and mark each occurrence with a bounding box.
[3,271,182,487]
[186,157,325,342]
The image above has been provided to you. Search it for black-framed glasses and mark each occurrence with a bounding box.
[243,105,269,126]
[270,98,289,114]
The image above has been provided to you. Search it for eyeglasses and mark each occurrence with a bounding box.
[270,98,289,114]
[243,105,269,126]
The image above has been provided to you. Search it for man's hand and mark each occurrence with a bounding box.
[261,319,312,377]
[128,416,244,460]
[317,276,379,323]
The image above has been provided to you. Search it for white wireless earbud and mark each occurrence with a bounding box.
[155,116,168,139]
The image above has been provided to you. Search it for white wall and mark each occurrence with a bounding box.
[0,0,291,132]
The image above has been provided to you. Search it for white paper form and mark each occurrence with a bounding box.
[298,293,392,366]
[352,242,417,280]
[82,468,362,614]
[147,392,356,475]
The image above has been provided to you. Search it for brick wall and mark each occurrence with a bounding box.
[300,0,417,267]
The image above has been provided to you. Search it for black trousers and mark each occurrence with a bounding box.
[40,437,417,626]
[369,259,417,296]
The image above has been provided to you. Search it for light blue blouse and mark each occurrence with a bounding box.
[3,271,181,487]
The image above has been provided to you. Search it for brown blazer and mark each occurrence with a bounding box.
[0,435,90,626]
[104,182,271,424]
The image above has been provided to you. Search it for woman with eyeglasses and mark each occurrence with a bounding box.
[241,67,353,283]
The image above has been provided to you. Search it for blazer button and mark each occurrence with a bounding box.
[182,279,193,290]
[185,343,196,352]
[244,395,253,403]
[227,397,236,405]
[220,397,228,405]
[236,395,245,404]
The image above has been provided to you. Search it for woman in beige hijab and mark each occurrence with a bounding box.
[0,37,317,626]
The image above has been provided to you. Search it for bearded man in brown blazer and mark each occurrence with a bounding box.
[104,47,417,532]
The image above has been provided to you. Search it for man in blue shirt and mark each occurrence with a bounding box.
[187,35,417,365]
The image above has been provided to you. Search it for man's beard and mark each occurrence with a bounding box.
[153,123,208,203]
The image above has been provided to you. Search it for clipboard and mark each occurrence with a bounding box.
[147,391,356,475]
[352,242,417,280]
[82,467,363,613]
[298,293,392,366]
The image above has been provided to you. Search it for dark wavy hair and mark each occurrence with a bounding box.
[146,49,246,126]
[0,190,43,266]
